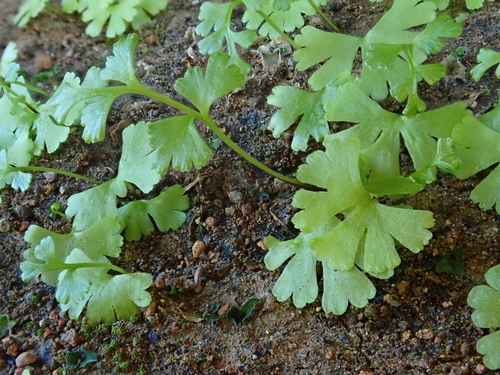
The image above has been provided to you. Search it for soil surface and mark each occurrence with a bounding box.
[1,0,500,374]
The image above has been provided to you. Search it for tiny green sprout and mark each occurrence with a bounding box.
[451,47,466,59]
[104,339,118,351]
[36,329,45,335]
[25,321,34,330]
[112,352,123,361]
[137,367,146,375]
[118,361,130,370]
[82,325,91,337]
[111,326,124,336]
[130,349,139,357]
[28,294,39,302]
[48,203,69,219]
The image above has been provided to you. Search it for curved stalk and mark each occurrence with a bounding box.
[49,262,128,274]
[306,0,341,33]
[13,166,101,185]
[256,10,301,49]
[129,85,317,190]
[8,80,50,97]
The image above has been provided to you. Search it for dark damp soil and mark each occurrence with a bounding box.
[1,1,500,374]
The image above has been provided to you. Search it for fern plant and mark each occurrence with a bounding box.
[15,0,167,37]
[2,0,500,369]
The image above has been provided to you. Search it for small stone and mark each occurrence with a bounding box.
[241,203,253,216]
[16,352,38,367]
[44,184,56,195]
[205,217,217,228]
[397,280,411,295]
[35,54,53,70]
[476,363,487,374]
[442,301,453,308]
[416,329,435,340]
[228,190,243,204]
[0,218,10,232]
[192,241,206,258]
[325,351,333,360]
[7,340,21,356]
[144,301,157,318]
[218,304,229,316]
[145,34,159,44]
[155,276,165,289]
[60,329,84,347]
[449,365,462,375]
[256,241,268,251]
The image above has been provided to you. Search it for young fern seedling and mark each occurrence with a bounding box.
[15,0,168,38]
[6,1,500,354]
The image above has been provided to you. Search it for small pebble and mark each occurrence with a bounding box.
[192,241,207,258]
[397,280,411,295]
[16,352,38,367]
[0,218,10,232]
[144,301,157,318]
[228,191,243,204]
[35,54,53,70]
[241,203,253,215]
[205,217,217,228]
[60,329,84,347]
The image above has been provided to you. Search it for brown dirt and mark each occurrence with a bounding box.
[1,0,500,374]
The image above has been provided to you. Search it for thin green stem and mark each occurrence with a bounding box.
[129,85,200,118]
[256,10,301,49]
[200,115,317,190]
[13,166,101,185]
[51,262,128,274]
[307,0,341,33]
[129,85,316,190]
[8,80,50,97]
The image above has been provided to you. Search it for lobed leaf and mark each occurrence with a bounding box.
[81,0,140,38]
[264,232,320,308]
[267,83,338,151]
[0,135,33,191]
[470,48,500,81]
[66,179,127,231]
[119,185,189,241]
[174,52,246,115]
[149,115,212,172]
[22,235,152,325]
[242,0,320,39]
[468,264,500,369]
[32,109,71,155]
[414,14,462,55]
[325,83,470,183]
[292,138,434,274]
[264,218,378,314]
[101,34,139,85]
[49,67,120,143]
[23,216,124,278]
[453,112,500,213]
[14,0,49,26]
[117,121,161,193]
[322,265,376,315]
[195,1,256,74]
[83,271,152,325]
